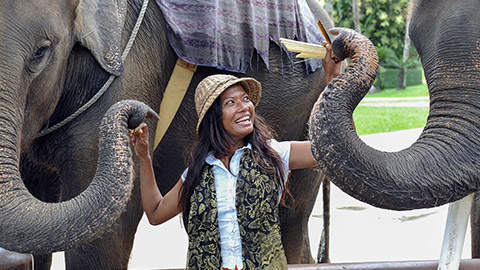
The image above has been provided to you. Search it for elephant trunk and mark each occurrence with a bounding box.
[308,28,480,211]
[0,100,157,254]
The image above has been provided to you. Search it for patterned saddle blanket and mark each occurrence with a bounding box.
[155,0,325,73]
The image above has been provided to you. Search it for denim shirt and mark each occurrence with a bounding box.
[181,139,291,269]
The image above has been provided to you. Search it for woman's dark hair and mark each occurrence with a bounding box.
[179,93,291,226]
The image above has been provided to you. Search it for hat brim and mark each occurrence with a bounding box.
[233,78,262,107]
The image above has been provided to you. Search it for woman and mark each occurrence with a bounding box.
[130,44,341,269]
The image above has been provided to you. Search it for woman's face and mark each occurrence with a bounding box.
[220,84,255,144]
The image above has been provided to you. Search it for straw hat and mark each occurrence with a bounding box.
[195,74,262,132]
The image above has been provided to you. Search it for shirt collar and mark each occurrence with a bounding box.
[205,143,252,165]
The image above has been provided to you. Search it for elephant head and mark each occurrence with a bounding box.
[308,0,480,212]
[0,0,148,254]
[0,0,126,150]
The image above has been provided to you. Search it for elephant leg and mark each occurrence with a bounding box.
[317,176,330,263]
[280,167,323,264]
[32,254,52,270]
[470,191,480,257]
[20,153,61,270]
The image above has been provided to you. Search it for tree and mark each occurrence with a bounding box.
[398,0,416,89]
[331,0,410,61]
[330,0,420,90]
[352,0,361,32]
[325,0,334,21]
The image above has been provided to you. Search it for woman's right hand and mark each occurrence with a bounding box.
[322,42,342,84]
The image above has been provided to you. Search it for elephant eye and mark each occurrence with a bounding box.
[27,42,52,74]
[31,45,52,61]
[33,47,49,59]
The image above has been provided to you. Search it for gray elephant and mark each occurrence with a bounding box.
[0,0,333,269]
[308,0,480,259]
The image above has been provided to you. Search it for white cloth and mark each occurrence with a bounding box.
[181,139,291,269]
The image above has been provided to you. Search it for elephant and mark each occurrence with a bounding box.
[308,0,480,259]
[0,0,334,269]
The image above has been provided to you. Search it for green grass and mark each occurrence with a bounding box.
[353,106,429,135]
[366,84,429,98]
[353,84,429,135]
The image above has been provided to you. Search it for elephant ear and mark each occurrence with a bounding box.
[74,0,127,76]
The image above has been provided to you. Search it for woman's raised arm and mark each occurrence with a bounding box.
[130,124,182,225]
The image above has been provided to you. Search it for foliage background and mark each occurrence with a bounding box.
[318,0,423,90]
[329,0,411,60]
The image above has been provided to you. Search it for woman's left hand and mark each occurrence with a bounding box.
[129,123,150,160]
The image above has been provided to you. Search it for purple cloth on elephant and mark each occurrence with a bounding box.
[156,0,325,73]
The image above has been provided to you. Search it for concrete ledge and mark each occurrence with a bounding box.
[287,259,480,270]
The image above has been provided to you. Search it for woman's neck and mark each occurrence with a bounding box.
[215,141,245,172]
[217,154,233,172]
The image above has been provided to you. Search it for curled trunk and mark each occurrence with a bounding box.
[0,100,157,254]
[308,28,480,210]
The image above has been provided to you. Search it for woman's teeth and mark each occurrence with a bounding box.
[236,116,250,123]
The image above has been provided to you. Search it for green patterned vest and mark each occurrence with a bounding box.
[186,149,288,269]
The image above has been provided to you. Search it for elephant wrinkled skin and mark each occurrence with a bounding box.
[308,0,480,258]
[0,0,333,269]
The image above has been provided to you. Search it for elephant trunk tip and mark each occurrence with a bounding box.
[108,100,158,130]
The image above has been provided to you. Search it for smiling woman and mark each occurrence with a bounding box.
[131,74,297,269]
